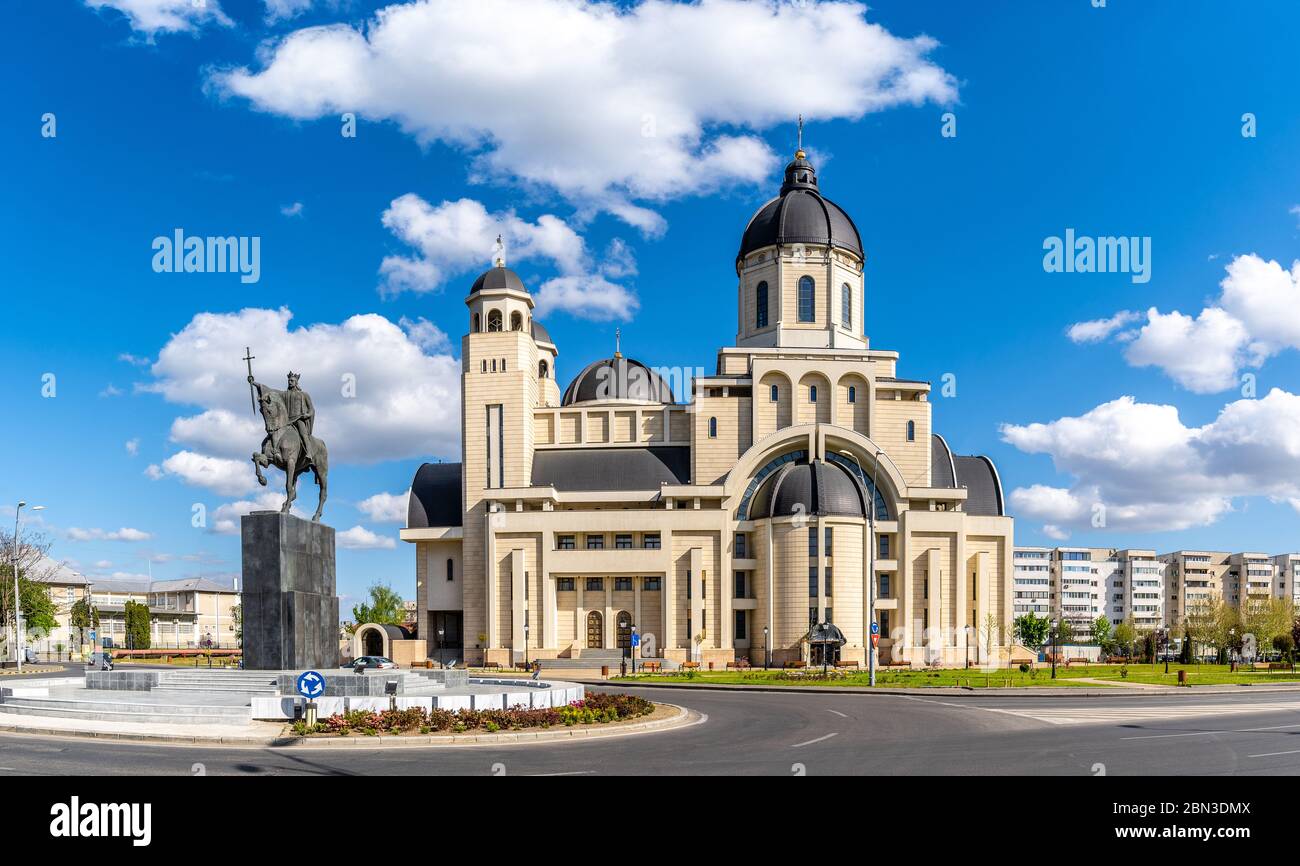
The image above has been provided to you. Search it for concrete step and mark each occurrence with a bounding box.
[0,698,250,725]
[153,685,278,695]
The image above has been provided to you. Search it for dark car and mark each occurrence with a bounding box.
[342,656,397,670]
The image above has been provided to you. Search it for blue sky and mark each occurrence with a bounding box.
[5,0,1299,612]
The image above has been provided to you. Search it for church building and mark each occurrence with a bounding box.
[401,145,1016,668]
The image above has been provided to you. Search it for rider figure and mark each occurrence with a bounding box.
[248,372,316,466]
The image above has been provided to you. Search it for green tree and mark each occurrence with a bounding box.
[1113,617,1137,661]
[231,603,242,646]
[1012,612,1050,651]
[0,528,59,637]
[1054,618,1075,646]
[351,582,404,626]
[70,596,99,647]
[1090,615,1113,653]
[123,600,151,650]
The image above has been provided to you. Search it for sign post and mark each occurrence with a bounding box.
[295,670,326,727]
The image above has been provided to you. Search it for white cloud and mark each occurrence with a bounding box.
[1041,525,1070,541]
[125,438,140,456]
[1072,254,1300,393]
[1066,310,1141,344]
[99,384,124,398]
[356,489,410,524]
[151,450,259,497]
[118,353,151,367]
[378,194,638,318]
[280,201,305,217]
[534,274,639,322]
[84,0,231,37]
[265,0,316,23]
[1001,388,1300,533]
[1291,205,1300,228]
[337,525,397,550]
[211,0,956,226]
[1123,306,1252,394]
[210,492,304,534]
[398,317,451,354]
[93,560,113,569]
[379,195,588,293]
[140,308,460,496]
[67,527,153,542]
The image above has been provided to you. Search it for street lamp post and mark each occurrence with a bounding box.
[618,615,629,676]
[1050,619,1059,679]
[437,626,445,668]
[523,623,530,672]
[630,625,638,675]
[763,626,769,670]
[11,502,44,671]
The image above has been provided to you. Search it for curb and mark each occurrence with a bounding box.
[0,702,700,749]
[600,680,1300,699]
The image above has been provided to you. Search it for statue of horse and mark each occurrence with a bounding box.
[251,387,329,521]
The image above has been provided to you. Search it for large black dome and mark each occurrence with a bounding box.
[737,151,863,265]
[747,459,867,520]
[561,355,675,405]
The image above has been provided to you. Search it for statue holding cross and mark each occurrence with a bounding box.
[243,348,330,521]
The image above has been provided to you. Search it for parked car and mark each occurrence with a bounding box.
[343,656,397,670]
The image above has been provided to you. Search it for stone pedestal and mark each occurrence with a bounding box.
[241,511,340,671]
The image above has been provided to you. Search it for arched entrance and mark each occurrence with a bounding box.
[616,611,633,651]
[586,611,603,649]
[363,628,384,657]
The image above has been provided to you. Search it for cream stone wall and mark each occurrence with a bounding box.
[693,393,752,485]
[873,395,931,487]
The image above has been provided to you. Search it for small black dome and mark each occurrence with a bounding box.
[748,459,866,519]
[737,152,862,265]
[530,319,553,345]
[470,266,527,294]
[561,356,674,405]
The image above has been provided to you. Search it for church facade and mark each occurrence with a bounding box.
[402,147,1016,668]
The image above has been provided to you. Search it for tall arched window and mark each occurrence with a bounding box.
[756,281,769,329]
[446,558,454,582]
[708,417,717,438]
[848,385,856,404]
[907,420,916,442]
[797,276,815,322]
[841,283,852,330]
[809,385,818,404]
[770,384,779,402]
[539,360,549,379]
[510,311,524,331]
[487,309,503,332]
[473,313,481,332]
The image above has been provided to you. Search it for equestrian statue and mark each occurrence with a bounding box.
[244,348,329,521]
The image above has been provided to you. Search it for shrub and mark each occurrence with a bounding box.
[1018,663,1030,674]
[300,693,651,736]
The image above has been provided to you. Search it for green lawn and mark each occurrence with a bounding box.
[613,662,1300,689]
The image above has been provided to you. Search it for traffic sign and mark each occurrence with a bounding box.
[871,633,880,648]
[631,632,640,648]
[869,622,880,636]
[295,670,326,699]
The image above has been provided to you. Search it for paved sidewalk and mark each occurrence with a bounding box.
[592,678,1300,698]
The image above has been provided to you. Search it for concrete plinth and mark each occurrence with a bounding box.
[241,511,340,671]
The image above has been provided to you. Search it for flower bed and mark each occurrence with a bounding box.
[290,693,654,737]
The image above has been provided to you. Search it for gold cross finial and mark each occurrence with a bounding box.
[796,115,805,158]
[614,327,622,359]
[492,234,506,268]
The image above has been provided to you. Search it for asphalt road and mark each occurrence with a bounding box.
[5,685,1300,775]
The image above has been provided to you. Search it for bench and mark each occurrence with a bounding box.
[681,661,701,670]
[836,661,860,669]
[783,660,807,669]
[726,661,751,670]
[641,662,662,673]
[482,662,502,670]
[882,660,912,668]
[409,659,433,669]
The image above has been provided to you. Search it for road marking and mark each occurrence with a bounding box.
[526,770,597,776]
[1247,749,1300,759]
[969,701,1300,727]
[1121,722,1300,741]
[791,732,838,748]
[825,709,849,718]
